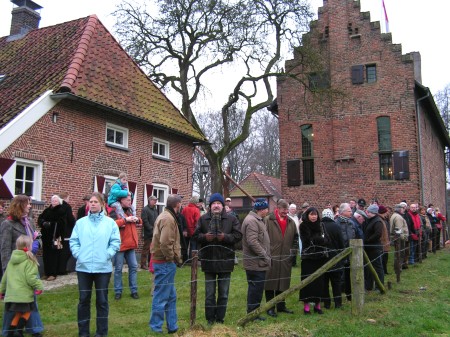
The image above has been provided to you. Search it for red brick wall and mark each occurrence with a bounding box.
[1,99,195,251]
[278,0,447,210]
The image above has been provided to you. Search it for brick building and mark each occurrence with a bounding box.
[0,1,206,223]
[275,0,450,212]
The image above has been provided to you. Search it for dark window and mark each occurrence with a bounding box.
[287,160,301,187]
[301,124,314,185]
[15,164,34,196]
[393,151,410,180]
[377,116,393,180]
[366,64,377,83]
[351,65,364,84]
[308,72,330,90]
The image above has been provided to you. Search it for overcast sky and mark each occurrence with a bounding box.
[0,0,448,95]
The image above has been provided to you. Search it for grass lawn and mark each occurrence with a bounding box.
[2,248,449,337]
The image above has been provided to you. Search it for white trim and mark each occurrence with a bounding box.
[14,158,43,201]
[152,137,170,160]
[152,183,169,212]
[105,123,129,149]
[0,90,61,154]
[104,175,116,195]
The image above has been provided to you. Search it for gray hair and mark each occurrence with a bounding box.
[166,194,182,208]
[339,203,350,215]
[277,199,289,209]
[51,195,63,205]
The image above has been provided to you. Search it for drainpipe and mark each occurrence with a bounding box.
[416,90,429,205]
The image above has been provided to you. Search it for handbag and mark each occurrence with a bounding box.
[52,223,63,250]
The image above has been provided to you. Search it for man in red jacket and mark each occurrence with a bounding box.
[182,195,201,260]
[110,195,142,300]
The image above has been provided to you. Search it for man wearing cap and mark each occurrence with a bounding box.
[225,197,238,219]
[298,202,309,221]
[242,198,270,321]
[264,199,297,317]
[149,194,183,334]
[390,204,409,270]
[363,204,385,291]
[181,195,201,260]
[193,193,241,325]
[76,195,91,220]
[356,198,367,211]
[140,196,159,269]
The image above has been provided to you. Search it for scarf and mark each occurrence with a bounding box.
[21,215,34,240]
[275,208,287,237]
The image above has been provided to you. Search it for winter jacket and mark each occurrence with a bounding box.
[390,212,409,241]
[151,207,182,264]
[407,211,422,241]
[241,211,271,271]
[1,217,39,273]
[363,215,384,249]
[69,211,120,273]
[181,203,201,237]
[380,217,390,252]
[107,180,129,206]
[141,204,158,240]
[321,217,345,259]
[264,212,296,291]
[193,210,242,273]
[110,207,142,252]
[300,218,327,260]
[0,250,43,303]
[38,202,74,250]
[336,216,357,247]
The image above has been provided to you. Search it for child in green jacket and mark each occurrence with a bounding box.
[0,235,43,337]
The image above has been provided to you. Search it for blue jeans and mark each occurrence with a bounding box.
[245,270,266,313]
[409,240,418,264]
[2,296,43,336]
[77,272,111,337]
[149,262,178,333]
[114,249,138,295]
[205,272,231,322]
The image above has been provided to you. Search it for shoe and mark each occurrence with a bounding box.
[253,316,266,321]
[267,309,277,317]
[131,293,139,299]
[207,320,215,325]
[168,329,178,334]
[278,308,294,314]
[216,319,224,324]
[314,307,324,314]
[46,276,56,281]
[115,293,121,300]
[303,309,311,315]
[324,304,331,309]
[335,304,342,309]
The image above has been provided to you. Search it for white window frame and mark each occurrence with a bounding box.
[103,175,117,196]
[152,183,169,213]
[152,137,170,160]
[105,123,129,149]
[14,158,43,201]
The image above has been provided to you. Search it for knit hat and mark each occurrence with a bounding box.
[394,204,404,210]
[322,208,334,220]
[399,202,407,208]
[209,193,225,206]
[366,204,379,214]
[355,209,368,219]
[378,205,388,214]
[254,198,269,210]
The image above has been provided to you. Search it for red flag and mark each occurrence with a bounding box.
[382,0,389,33]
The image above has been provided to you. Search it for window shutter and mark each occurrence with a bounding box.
[351,65,364,84]
[287,160,301,186]
[171,188,178,194]
[94,176,106,193]
[0,158,16,198]
[144,184,154,206]
[393,151,409,180]
[128,181,137,210]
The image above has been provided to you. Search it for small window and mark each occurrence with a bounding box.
[308,72,330,90]
[152,138,170,160]
[106,123,128,149]
[14,158,43,200]
[104,175,117,197]
[379,153,393,180]
[152,183,169,214]
[301,124,314,185]
[351,65,364,84]
[366,64,377,83]
[287,160,301,187]
[377,116,391,151]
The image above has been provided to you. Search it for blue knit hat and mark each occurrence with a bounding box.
[254,198,269,210]
[209,193,225,206]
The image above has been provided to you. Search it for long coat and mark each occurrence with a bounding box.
[264,212,297,291]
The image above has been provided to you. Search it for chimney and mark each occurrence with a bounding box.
[10,0,42,36]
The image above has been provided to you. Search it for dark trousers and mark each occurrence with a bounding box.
[140,239,152,268]
[204,272,231,322]
[323,268,343,307]
[77,271,111,337]
[342,261,352,300]
[364,248,384,291]
[265,290,286,311]
[245,270,266,313]
[431,228,439,253]
[42,242,64,277]
[382,251,389,274]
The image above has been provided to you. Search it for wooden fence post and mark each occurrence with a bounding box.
[393,235,401,283]
[349,239,364,315]
[190,250,198,327]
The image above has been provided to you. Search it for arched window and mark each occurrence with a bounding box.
[301,124,314,184]
[377,117,393,180]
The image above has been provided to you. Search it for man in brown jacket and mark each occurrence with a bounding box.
[149,194,183,334]
[242,198,270,321]
[264,199,297,317]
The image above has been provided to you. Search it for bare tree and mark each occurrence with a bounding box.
[435,84,450,132]
[114,0,312,192]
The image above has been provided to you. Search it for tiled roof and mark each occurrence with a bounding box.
[229,172,282,199]
[0,16,206,141]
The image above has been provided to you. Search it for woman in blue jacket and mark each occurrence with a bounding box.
[70,192,121,337]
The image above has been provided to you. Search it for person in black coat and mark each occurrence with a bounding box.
[192,193,242,325]
[363,204,385,291]
[321,209,345,309]
[76,195,90,220]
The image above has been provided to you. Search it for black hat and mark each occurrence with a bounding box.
[357,198,366,207]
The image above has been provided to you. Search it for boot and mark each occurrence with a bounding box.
[6,325,16,337]
[13,317,27,337]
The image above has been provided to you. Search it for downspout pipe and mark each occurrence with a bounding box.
[416,90,430,205]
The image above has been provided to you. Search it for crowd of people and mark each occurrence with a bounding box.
[0,179,447,336]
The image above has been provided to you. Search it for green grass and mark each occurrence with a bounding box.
[3,249,450,337]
